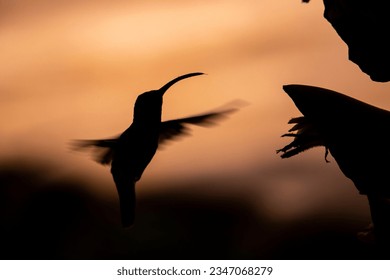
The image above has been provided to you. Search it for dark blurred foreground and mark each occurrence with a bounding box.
[0,158,385,259]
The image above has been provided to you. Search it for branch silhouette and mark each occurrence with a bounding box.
[302,0,390,82]
[278,84,390,247]
[71,73,240,227]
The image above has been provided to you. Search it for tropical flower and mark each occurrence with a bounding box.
[278,84,390,247]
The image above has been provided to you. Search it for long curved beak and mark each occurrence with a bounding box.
[159,72,204,95]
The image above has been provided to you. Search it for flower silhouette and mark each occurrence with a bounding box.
[278,84,390,247]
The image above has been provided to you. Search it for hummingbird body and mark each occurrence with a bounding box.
[112,124,159,182]
[109,123,159,224]
[113,91,164,183]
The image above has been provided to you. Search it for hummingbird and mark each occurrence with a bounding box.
[72,72,238,227]
[277,84,390,247]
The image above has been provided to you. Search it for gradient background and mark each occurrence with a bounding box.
[1,0,390,259]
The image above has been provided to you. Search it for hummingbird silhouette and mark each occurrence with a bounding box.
[72,72,238,227]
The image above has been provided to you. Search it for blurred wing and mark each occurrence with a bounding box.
[159,108,238,146]
[70,138,118,165]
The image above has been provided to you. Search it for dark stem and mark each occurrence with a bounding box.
[367,194,390,250]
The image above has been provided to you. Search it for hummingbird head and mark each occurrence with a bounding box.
[133,72,204,123]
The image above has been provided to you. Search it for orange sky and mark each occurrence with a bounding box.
[2,0,390,223]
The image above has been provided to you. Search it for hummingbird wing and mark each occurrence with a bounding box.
[159,108,238,146]
[70,138,118,165]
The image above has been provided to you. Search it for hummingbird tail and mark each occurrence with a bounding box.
[115,179,136,227]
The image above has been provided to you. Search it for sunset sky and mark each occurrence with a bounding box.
[2,0,390,229]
